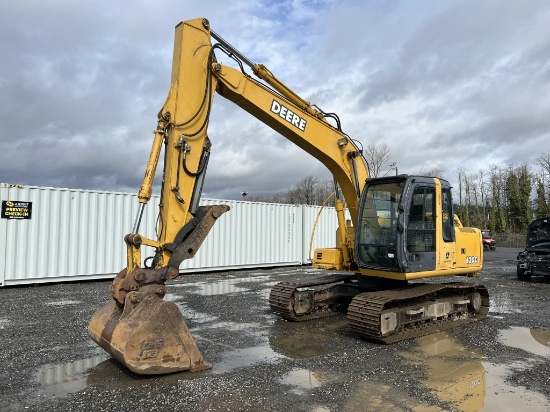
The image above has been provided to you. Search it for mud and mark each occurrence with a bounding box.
[1,248,550,411]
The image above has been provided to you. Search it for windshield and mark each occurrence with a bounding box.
[527,218,550,248]
[356,180,403,269]
[482,230,492,239]
[530,242,550,250]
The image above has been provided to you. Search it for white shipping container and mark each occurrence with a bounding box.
[0,184,339,286]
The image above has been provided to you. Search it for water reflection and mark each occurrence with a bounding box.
[205,321,263,331]
[212,343,284,374]
[269,318,348,359]
[46,300,81,306]
[279,368,324,394]
[342,381,440,411]
[482,361,549,411]
[531,328,550,347]
[173,301,218,325]
[498,326,550,356]
[399,329,550,411]
[400,332,485,411]
[170,279,250,295]
[35,354,110,397]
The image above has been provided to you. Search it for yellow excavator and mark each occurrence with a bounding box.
[89,18,489,375]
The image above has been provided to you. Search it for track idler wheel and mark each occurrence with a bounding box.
[89,286,210,375]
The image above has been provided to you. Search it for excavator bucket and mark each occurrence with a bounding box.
[89,205,229,374]
[89,289,211,375]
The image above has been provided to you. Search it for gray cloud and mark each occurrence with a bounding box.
[1,0,549,202]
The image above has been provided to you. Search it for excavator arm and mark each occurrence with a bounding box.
[89,18,369,375]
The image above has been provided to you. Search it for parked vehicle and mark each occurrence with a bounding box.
[481,230,496,251]
[517,217,550,281]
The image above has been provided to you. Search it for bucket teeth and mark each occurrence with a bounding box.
[89,294,210,375]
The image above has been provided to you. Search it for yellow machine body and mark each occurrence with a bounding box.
[89,18,486,375]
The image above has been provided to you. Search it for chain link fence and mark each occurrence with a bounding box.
[493,233,525,248]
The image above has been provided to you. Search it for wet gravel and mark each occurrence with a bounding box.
[1,248,549,411]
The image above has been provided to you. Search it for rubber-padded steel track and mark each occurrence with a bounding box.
[347,282,489,344]
[269,274,356,321]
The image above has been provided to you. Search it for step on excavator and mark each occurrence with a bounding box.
[89,18,489,375]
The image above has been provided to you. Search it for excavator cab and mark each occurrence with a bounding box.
[355,175,480,278]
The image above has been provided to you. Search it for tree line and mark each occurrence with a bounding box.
[456,153,550,233]
[244,146,550,234]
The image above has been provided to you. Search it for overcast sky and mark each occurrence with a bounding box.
[1,0,549,200]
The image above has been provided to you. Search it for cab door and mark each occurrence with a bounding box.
[404,180,437,272]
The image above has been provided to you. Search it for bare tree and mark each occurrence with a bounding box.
[537,150,550,177]
[471,174,480,226]
[462,172,472,226]
[457,167,465,216]
[286,176,319,205]
[490,164,507,232]
[478,169,489,228]
[314,179,335,206]
[412,167,446,179]
[537,150,550,199]
[364,143,392,177]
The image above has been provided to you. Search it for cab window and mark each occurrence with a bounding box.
[407,186,436,252]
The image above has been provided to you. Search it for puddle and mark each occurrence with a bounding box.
[498,326,550,356]
[174,302,218,324]
[0,318,9,329]
[489,293,522,314]
[279,368,325,394]
[531,328,550,347]
[269,318,348,359]
[166,294,218,323]
[205,321,263,331]
[168,294,268,333]
[399,331,550,411]
[35,354,110,398]
[212,343,284,374]
[46,300,81,306]
[34,352,204,402]
[170,275,282,298]
[400,333,486,411]
[483,361,550,411]
[343,380,441,411]
[171,279,250,295]
[235,275,272,283]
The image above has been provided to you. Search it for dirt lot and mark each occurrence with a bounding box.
[1,248,549,411]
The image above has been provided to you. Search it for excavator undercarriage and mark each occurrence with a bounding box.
[270,276,489,344]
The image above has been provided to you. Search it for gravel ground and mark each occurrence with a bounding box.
[1,248,549,412]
